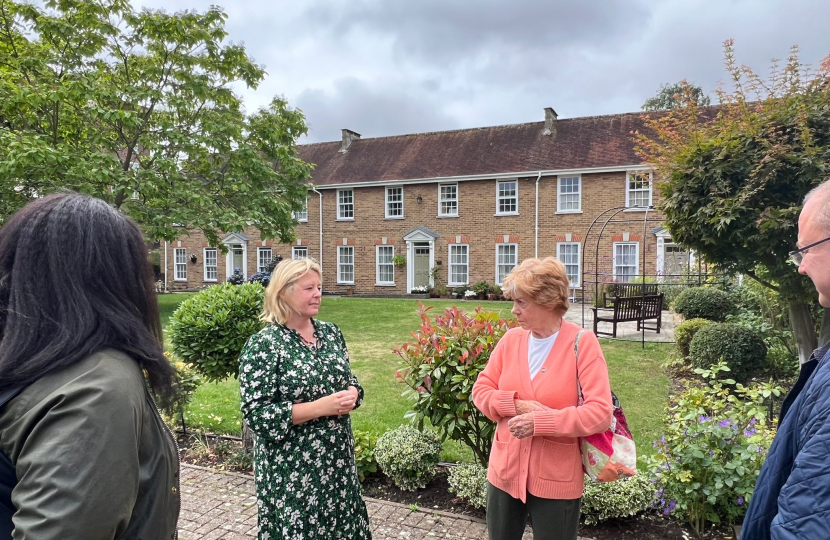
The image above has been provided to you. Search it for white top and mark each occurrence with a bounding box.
[528,331,558,380]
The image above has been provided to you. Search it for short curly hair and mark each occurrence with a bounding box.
[502,257,571,315]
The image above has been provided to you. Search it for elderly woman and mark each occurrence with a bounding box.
[472,257,613,540]
[238,258,371,540]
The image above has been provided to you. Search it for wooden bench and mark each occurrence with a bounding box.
[601,283,659,307]
[592,293,664,338]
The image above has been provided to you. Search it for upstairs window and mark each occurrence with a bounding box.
[337,189,354,219]
[496,180,518,214]
[626,172,652,208]
[438,184,458,216]
[557,176,581,212]
[386,186,404,218]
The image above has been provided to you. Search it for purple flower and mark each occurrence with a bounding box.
[668,500,677,511]
[749,418,757,425]
[737,497,745,506]
[698,415,711,423]
[660,435,666,444]
[719,419,731,427]
[709,450,715,456]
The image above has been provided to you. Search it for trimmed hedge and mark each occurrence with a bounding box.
[375,426,442,491]
[582,472,657,525]
[674,318,713,359]
[688,323,767,383]
[169,283,265,381]
[672,287,735,321]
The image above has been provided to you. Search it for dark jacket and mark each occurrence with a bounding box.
[741,344,830,539]
[0,349,180,540]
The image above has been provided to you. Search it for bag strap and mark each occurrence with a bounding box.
[574,330,586,403]
[573,331,620,409]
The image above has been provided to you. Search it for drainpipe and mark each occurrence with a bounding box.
[534,171,542,258]
[311,187,323,275]
[163,241,169,293]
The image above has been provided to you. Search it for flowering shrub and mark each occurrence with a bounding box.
[581,472,657,525]
[463,289,476,298]
[375,425,442,491]
[353,430,379,482]
[247,271,271,288]
[648,362,781,535]
[226,268,245,285]
[447,463,487,509]
[394,303,518,465]
[410,285,429,293]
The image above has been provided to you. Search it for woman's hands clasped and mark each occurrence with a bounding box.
[508,399,546,439]
[317,386,360,417]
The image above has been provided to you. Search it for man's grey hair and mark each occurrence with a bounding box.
[804,179,830,233]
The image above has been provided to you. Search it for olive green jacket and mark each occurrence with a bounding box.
[0,349,179,540]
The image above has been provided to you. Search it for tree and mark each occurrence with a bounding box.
[0,0,312,246]
[636,40,830,364]
[642,80,711,111]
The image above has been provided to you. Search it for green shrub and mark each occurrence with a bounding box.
[581,472,657,525]
[674,318,713,359]
[159,351,203,426]
[353,430,379,482]
[447,463,487,509]
[672,287,735,321]
[689,323,767,383]
[394,303,518,465]
[169,283,265,381]
[375,426,442,491]
[648,363,781,535]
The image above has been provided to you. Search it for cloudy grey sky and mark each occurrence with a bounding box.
[135,0,830,143]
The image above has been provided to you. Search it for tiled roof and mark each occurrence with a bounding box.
[298,111,654,186]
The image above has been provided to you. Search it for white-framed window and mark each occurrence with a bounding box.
[337,246,355,284]
[556,242,581,287]
[292,246,308,260]
[337,189,354,220]
[626,171,652,208]
[203,248,218,281]
[557,176,582,212]
[385,186,404,219]
[496,180,518,215]
[376,245,395,285]
[613,242,639,282]
[174,248,187,281]
[257,248,273,274]
[448,244,469,286]
[438,183,458,217]
[293,198,308,222]
[495,244,518,285]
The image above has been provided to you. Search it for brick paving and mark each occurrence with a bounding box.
[178,463,541,540]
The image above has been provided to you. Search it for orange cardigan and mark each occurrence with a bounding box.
[472,321,613,502]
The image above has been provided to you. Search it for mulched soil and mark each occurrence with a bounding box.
[179,433,735,540]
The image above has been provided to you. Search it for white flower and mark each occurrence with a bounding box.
[464,290,476,297]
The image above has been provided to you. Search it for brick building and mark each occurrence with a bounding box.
[164,108,691,295]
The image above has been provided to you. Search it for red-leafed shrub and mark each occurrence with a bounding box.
[394,303,518,465]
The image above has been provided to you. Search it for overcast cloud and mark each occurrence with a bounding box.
[135,0,830,143]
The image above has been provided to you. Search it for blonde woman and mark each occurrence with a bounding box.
[238,258,371,540]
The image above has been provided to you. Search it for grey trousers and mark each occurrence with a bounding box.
[486,483,581,540]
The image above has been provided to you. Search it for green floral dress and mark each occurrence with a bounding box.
[238,319,372,540]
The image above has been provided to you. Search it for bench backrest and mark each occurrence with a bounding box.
[609,283,659,297]
[613,296,642,319]
[634,294,663,317]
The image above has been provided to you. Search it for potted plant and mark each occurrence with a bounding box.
[428,288,440,298]
[345,286,355,296]
[472,281,490,300]
[392,254,407,268]
[437,285,449,298]
[492,284,503,300]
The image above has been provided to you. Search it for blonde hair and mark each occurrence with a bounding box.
[261,258,322,324]
[501,257,571,315]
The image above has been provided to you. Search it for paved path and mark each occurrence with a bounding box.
[178,463,540,540]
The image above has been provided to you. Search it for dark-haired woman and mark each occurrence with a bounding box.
[0,193,179,539]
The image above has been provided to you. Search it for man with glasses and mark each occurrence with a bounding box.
[742,181,830,539]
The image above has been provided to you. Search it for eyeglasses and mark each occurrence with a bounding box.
[789,235,830,265]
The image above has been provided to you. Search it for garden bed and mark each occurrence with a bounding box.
[177,432,734,540]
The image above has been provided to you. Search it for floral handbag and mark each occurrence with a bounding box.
[574,330,637,482]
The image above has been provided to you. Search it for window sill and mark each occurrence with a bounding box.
[296,220,308,224]
[337,282,355,285]
[494,212,519,217]
[335,218,355,222]
[174,279,188,282]
[384,216,405,220]
[437,215,459,219]
[204,279,218,283]
[623,207,652,213]
[375,283,396,287]
[447,282,468,287]
[555,210,582,215]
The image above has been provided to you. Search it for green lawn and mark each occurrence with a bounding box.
[159,294,670,463]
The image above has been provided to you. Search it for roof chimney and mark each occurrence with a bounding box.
[543,107,558,136]
[340,129,361,152]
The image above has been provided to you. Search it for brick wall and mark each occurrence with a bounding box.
[165,171,665,294]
